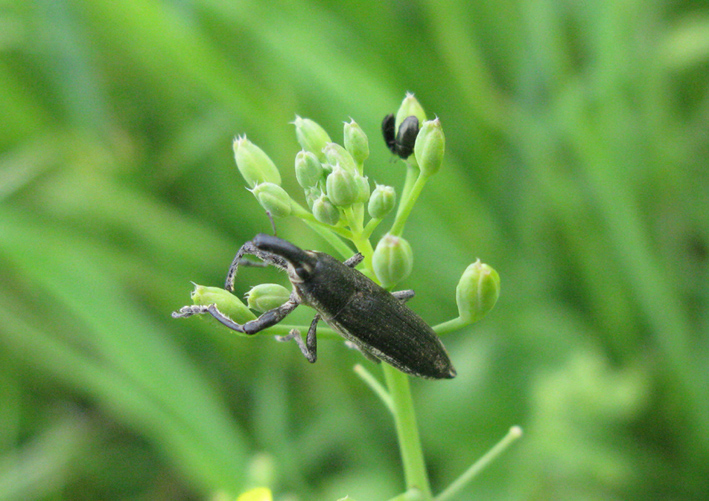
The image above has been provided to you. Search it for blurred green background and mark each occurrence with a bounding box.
[1,0,708,499]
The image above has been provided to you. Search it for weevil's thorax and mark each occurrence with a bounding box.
[290,251,361,316]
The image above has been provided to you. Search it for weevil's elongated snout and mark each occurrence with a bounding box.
[252,234,317,274]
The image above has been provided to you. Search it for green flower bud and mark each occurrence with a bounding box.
[293,116,331,162]
[233,136,281,188]
[191,284,256,325]
[343,119,369,165]
[323,142,357,174]
[312,195,340,225]
[414,118,445,177]
[304,186,321,209]
[354,174,370,203]
[456,259,500,324]
[372,233,414,288]
[368,184,396,219]
[320,162,334,176]
[325,164,357,207]
[295,150,324,189]
[250,182,292,218]
[395,92,427,132]
[245,283,291,313]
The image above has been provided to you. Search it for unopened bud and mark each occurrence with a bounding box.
[246,283,291,313]
[293,116,331,162]
[250,182,292,218]
[312,195,340,225]
[344,119,369,166]
[233,136,281,188]
[372,234,414,288]
[191,284,256,325]
[354,174,370,203]
[395,92,426,132]
[323,142,357,174]
[304,186,321,209]
[295,150,324,189]
[368,184,396,219]
[456,259,500,324]
[414,118,445,177]
[326,164,357,207]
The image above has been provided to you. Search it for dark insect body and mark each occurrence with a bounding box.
[382,114,420,160]
[174,234,456,379]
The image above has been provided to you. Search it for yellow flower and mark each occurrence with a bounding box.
[236,487,273,501]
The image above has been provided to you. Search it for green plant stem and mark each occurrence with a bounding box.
[432,316,469,336]
[362,217,382,240]
[435,426,523,501]
[399,162,419,206]
[352,233,376,277]
[292,201,354,241]
[350,235,431,499]
[353,364,394,413]
[383,363,432,500]
[344,205,363,236]
[390,173,429,237]
[301,219,354,259]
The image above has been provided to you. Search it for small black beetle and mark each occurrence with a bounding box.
[382,114,420,160]
[174,234,456,379]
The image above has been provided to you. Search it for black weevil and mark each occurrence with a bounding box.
[174,234,456,379]
[382,114,420,160]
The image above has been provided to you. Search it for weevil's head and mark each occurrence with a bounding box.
[252,234,318,284]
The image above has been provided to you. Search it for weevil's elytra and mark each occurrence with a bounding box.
[382,113,397,154]
[394,115,419,159]
[381,114,420,160]
[297,250,455,379]
[176,234,456,379]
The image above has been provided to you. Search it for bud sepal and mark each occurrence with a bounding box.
[246,283,291,313]
[250,182,292,218]
[191,284,256,327]
[294,116,331,162]
[414,117,445,177]
[372,233,414,288]
[456,259,500,324]
[326,164,358,207]
[233,136,282,188]
[368,184,396,219]
[344,119,369,167]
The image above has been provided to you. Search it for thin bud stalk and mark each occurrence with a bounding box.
[390,172,429,237]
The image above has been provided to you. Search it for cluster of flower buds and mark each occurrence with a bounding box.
[228,93,497,306]
[293,117,379,224]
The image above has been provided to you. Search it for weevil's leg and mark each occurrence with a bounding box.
[172,304,213,319]
[172,303,253,333]
[173,297,300,334]
[392,289,415,303]
[225,240,287,291]
[276,313,319,363]
[343,253,364,268]
[234,259,270,268]
[239,298,300,334]
[344,340,382,364]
